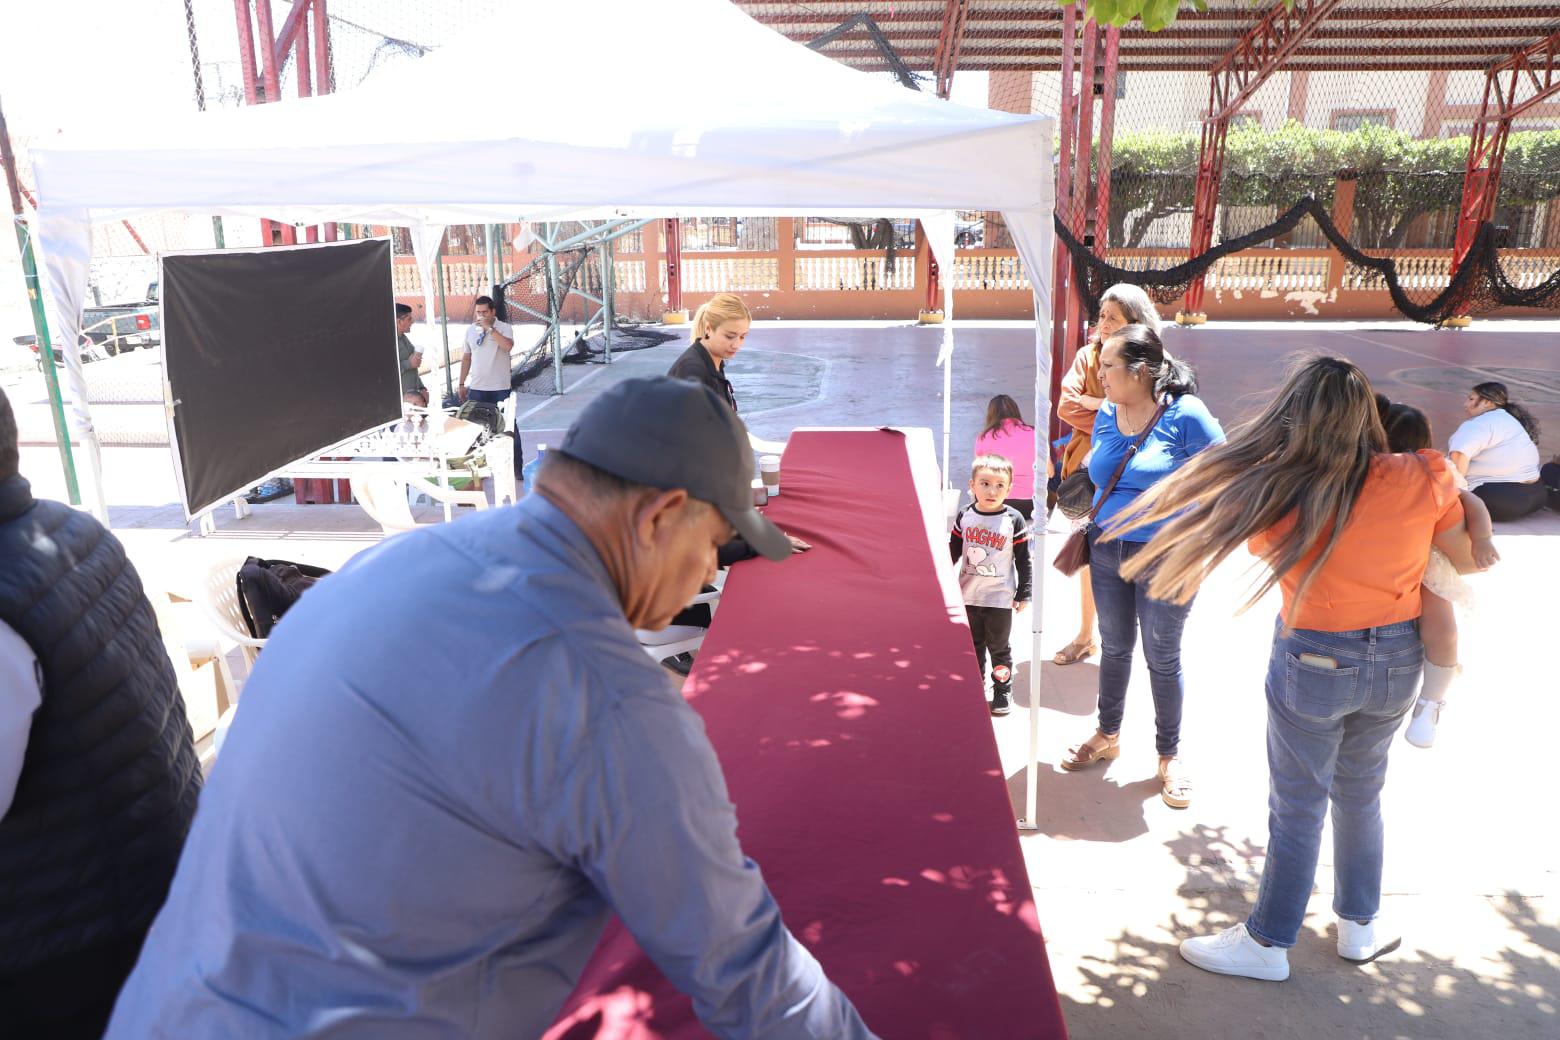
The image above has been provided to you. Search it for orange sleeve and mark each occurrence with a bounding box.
[1247,511,1296,560]
[1417,450,1467,534]
[1057,346,1100,434]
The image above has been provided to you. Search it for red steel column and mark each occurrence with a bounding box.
[1447,29,1560,321]
[663,218,686,321]
[1178,95,1229,323]
[314,0,337,242]
[233,0,275,245]
[1047,2,1079,444]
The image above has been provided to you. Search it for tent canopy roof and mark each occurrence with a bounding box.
[33,0,1052,228]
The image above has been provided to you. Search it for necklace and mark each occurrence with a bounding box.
[1117,400,1157,436]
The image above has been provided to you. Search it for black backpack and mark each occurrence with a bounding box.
[456,399,503,436]
[236,557,332,639]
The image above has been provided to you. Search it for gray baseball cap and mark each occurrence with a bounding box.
[558,376,791,561]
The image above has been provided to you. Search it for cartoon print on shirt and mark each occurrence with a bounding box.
[964,545,1001,578]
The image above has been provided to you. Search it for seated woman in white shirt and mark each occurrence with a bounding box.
[1446,381,1545,521]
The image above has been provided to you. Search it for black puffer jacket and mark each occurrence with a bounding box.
[0,474,201,971]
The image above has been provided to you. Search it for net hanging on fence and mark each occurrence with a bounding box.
[1056,200,1560,327]
[497,238,675,394]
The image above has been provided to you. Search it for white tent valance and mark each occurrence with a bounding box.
[30,0,1056,825]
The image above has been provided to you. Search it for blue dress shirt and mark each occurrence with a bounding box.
[107,495,874,1039]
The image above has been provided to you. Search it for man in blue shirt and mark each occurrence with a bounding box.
[107,377,876,1039]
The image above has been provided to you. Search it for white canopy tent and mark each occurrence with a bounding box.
[31,0,1056,826]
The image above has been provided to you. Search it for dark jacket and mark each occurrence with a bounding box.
[667,341,738,412]
[667,342,757,565]
[0,474,202,971]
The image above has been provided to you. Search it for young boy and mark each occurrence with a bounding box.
[950,454,1032,716]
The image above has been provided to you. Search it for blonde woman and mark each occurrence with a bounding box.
[1053,283,1164,666]
[666,293,809,563]
[1107,356,1484,982]
[668,293,750,413]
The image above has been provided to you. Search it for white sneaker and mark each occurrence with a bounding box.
[1179,923,1290,981]
[1404,697,1442,748]
[1337,917,1399,962]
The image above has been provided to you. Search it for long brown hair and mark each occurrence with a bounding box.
[1108,355,1386,614]
[981,394,1029,438]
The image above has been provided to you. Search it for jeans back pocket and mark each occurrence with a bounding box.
[1283,652,1364,721]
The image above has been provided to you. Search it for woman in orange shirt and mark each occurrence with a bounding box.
[1104,356,1486,983]
[1053,283,1163,665]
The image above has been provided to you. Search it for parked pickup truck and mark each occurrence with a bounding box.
[81,281,160,354]
[12,281,160,368]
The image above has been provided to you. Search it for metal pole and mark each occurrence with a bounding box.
[1,97,80,503]
[484,223,499,299]
[601,235,614,364]
[545,225,563,395]
[434,239,453,399]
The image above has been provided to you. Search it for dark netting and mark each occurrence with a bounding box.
[498,240,675,393]
[1057,198,1560,327]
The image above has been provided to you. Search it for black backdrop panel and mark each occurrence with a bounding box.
[161,239,399,516]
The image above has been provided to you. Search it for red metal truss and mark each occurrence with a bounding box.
[1204,0,1343,125]
[1180,0,1340,319]
[923,1,970,314]
[931,0,970,100]
[232,0,335,245]
[1048,8,1120,442]
[1450,28,1560,285]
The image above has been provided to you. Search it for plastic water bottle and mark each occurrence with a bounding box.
[522,443,547,495]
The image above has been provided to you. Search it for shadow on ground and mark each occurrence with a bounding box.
[1059,823,1559,1040]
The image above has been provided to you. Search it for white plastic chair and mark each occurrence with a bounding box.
[486,433,519,507]
[636,625,707,664]
[351,470,488,536]
[196,556,267,668]
[635,581,724,665]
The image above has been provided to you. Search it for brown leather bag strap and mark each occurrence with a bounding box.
[1086,398,1170,523]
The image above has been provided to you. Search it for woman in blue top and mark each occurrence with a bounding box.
[1061,324,1224,809]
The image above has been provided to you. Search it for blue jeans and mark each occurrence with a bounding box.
[1246,618,1422,948]
[464,388,523,475]
[1088,529,1194,757]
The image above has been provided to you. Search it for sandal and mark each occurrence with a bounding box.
[1158,756,1192,809]
[1053,639,1099,666]
[1061,730,1120,772]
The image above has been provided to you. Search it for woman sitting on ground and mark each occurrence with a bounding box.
[1446,381,1545,521]
[1108,355,1486,982]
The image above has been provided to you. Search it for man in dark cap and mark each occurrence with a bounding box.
[0,386,202,1038]
[108,377,876,1039]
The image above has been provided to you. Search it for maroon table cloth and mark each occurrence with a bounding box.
[546,430,1066,1040]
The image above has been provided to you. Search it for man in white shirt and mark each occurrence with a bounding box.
[457,295,515,405]
[456,294,523,474]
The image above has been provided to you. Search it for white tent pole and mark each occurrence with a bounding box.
[922,212,958,493]
[35,206,108,524]
[999,209,1055,833]
[409,222,448,408]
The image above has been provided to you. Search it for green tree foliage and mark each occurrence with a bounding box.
[1104,122,1560,249]
[1067,0,1285,32]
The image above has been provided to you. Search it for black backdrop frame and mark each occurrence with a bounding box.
[160,238,400,518]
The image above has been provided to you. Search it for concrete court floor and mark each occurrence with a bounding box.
[7,319,1559,1040]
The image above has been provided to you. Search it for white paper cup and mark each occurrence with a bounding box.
[760,455,781,495]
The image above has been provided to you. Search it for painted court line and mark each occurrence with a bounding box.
[1334,330,1557,399]
[516,365,608,422]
